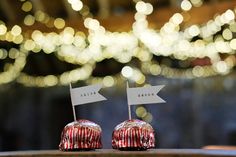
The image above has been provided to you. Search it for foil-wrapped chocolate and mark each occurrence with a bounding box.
[112,119,155,150]
[59,119,102,151]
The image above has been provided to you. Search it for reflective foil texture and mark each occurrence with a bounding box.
[59,119,102,151]
[112,119,155,150]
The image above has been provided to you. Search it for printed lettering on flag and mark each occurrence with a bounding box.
[70,84,107,106]
[127,85,165,105]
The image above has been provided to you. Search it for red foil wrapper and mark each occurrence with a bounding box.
[59,119,102,151]
[112,119,155,150]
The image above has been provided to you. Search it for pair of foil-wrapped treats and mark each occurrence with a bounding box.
[59,119,155,151]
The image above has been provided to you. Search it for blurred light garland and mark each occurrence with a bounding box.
[0,48,27,84]
[0,0,236,87]
[17,63,94,87]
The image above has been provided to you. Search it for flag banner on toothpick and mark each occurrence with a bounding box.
[127,85,165,105]
[70,84,107,106]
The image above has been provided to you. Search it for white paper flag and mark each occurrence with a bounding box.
[70,84,107,106]
[127,85,165,105]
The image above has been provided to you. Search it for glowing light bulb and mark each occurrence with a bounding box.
[54,18,65,29]
[145,3,153,15]
[171,13,184,25]
[24,14,35,26]
[224,10,235,22]
[181,0,192,11]
[21,1,32,12]
[68,0,77,4]
[188,25,200,37]
[24,40,36,50]
[190,0,203,7]
[11,25,22,36]
[222,28,233,40]
[103,76,115,87]
[84,18,100,31]
[215,61,229,74]
[230,39,236,50]
[136,1,147,13]
[121,66,133,78]
[136,107,147,118]
[0,24,7,35]
[71,0,83,11]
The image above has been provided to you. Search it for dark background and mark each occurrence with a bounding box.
[1,74,236,151]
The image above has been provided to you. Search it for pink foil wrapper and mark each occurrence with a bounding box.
[112,119,155,150]
[59,119,102,151]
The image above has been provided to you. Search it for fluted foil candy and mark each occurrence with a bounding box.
[112,119,155,150]
[59,119,102,151]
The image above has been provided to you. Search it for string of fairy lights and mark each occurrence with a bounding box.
[1,0,236,123]
[0,0,236,90]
